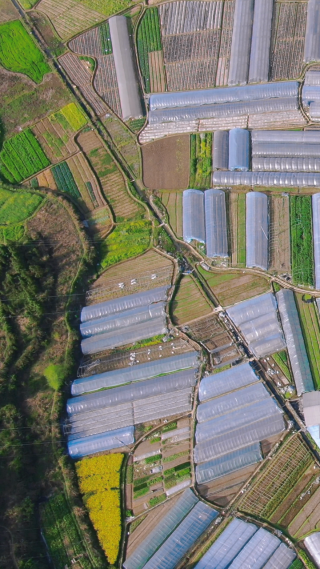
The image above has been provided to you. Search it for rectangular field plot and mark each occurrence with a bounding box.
[142,135,190,190]
[198,463,258,507]
[77,129,142,221]
[171,275,212,325]
[103,116,141,179]
[36,0,105,39]
[189,133,212,189]
[290,195,314,287]
[270,1,307,81]
[295,294,320,390]
[0,128,50,183]
[159,191,183,238]
[238,435,315,522]
[198,267,270,307]
[229,192,246,267]
[269,194,291,274]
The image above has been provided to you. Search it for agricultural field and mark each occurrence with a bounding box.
[238,435,316,525]
[40,493,93,569]
[171,275,212,325]
[272,350,292,382]
[69,24,122,117]
[130,418,191,515]
[198,463,258,507]
[269,194,291,274]
[76,454,124,565]
[229,192,246,267]
[290,195,314,287]
[295,294,320,389]
[87,248,174,303]
[142,135,190,190]
[0,20,50,83]
[0,0,19,23]
[198,267,270,307]
[270,1,307,81]
[99,220,152,269]
[0,128,50,183]
[137,7,165,93]
[29,11,66,57]
[189,133,212,189]
[0,186,43,225]
[159,190,183,237]
[78,129,143,221]
[103,116,142,179]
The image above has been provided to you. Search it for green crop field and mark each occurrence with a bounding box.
[189,133,212,189]
[51,162,81,200]
[100,220,152,269]
[0,20,50,83]
[0,128,50,183]
[137,7,162,92]
[0,187,43,225]
[237,193,246,266]
[295,294,320,389]
[290,196,314,286]
[57,102,87,132]
[272,350,292,381]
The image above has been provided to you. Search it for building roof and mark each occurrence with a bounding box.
[303,391,320,426]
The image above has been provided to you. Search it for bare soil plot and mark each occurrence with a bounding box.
[181,313,233,351]
[32,116,77,164]
[198,463,258,507]
[270,1,307,81]
[142,136,190,189]
[171,275,212,325]
[270,467,316,526]
[288,484,320,539]
[149,50,166,92]
[78,338,192,377]
[198,267,270,307]
[269,194,291,273]
[0,0,19,22]
[238,435,315,521]
[87,249,174,302]
[29,11,66,57]
[159,190,183,237]
[36,0,105,39]
[229,191,246,267]
[77,129,142,221]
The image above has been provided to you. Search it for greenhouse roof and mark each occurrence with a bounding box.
[304,0,320,63]
[196,442,262,484]
[67,426,134,459]
[199,362,259,401]
[228,0,254,86]
[305,532,320,567]
[246,192,269,271]
[205,189,228,257]
[248,0,273,84]
[302,391,320,427]
[183,189,205,243]
[229,128,250,171]
[213,171,320,187]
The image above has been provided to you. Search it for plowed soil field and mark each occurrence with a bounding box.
[142,135,190,189]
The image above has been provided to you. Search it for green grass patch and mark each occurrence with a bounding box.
[150,436,161,444]
[295,293,320,389]
[237,193,246,266]
[0,223,25,244]
[288,560,303,569]
[59,103,87,132]
[128,118,145,132]
[272,350,292,381]
[162,422,177,433]
[290,195,314,286]
[133,486,149,499]
[51,162,81,200]
[149,494,166,507]
[137,7,163,93]
[163,451,189,463]
[189,133,212,189]
[99,22,112,54]
[0,20,50,83]
[81,0,132,17]
[0,129,50,183]
[0,187,43,225]
[145,454,161,464]
[44,363,66,391]
[100,220,151,269]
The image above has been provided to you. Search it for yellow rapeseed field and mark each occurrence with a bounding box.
[76,454,124,564]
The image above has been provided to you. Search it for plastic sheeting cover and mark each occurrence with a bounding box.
[229,128,250,171]
[305,70,320,86]
[302,85,320,106]
[277,289,314,395]
[205,189,228,257]
[81,285,168,322]
[143,501,218,569]
[246,191,269,270]
[252,157,320,173]
[248,0,273,84]
[305,532,320,567]
[80,302,166,337]
[149,82,299,110]
[196,443,262,484]
[228,527,280,569]
[197,382,269,423]
[68,367,197,414]
[109,16,142,120]
[194,518,258,569]
[213,171,320,187]
[68,426,134,458]
[314,194,320,290]
[213,130,229,170]
[251,130,320,144]
[71,351,198,396]
[199,362,259,401]
[228,0,254,86]
[309,102,320,119]
[183,189,205,243]
[304,0,320,63]
[263,543,296,569]
[252,142,320,158]
[123,489,198,569]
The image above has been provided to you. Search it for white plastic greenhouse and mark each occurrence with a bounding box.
[246,192,268,271]
[313,193,320,289]
[305,533,320,567]
[205,189,228,257]
[263,543,296,569]
[196,443,262,484]
[229,128,250,171]
[228,527,280,568]
[183,189,205,243]
[227,293,285,358]
[248,0,273,84]
[71,351,199,395]
[251,130,320,144]
[213,171,320,187]
[304,0,320,63]
[67,426,134,459]
[213,130,229,170]
[228,0,254,86]
[252,142,320,157]
[197,382,269,423]
[252,157,320,173]
[277,289,314,395]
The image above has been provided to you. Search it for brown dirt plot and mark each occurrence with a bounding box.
[269,194,291,273]
[142,135,190,190]
[171,275,212,325]
[198,269,270,307]
[159,190,183,238]
[0,0,19,22]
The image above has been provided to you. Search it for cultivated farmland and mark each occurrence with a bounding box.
[171,275,212,325]
[270,1,307,81]
[142,135,190,189]
[197,267,270,307]
[189,133,212,189]
[99,220,152,269]
[0,20,50,83]
[0,128,50,183]
[159,191,183,237]
[290,195,314,287]
[198,463,258,507]
[137,7,165,93]
[295,294,320,390]
[272,350,292,381]
[0,0,19,23]
[269,194,291,274]
[0,186,43,225]
[229,192,246,267]
[103,116,142,179]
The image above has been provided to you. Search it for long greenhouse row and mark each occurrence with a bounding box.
[194,363,285,485]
